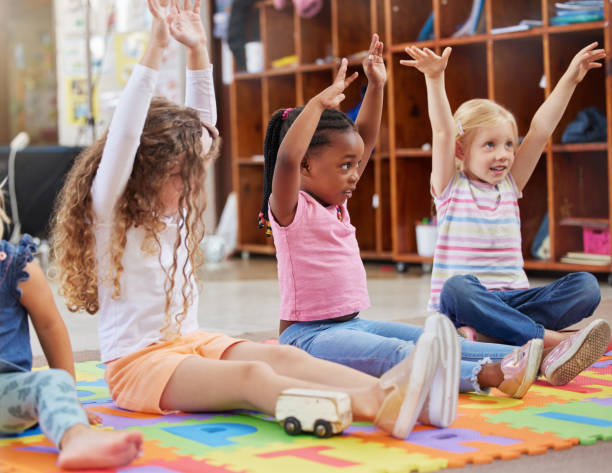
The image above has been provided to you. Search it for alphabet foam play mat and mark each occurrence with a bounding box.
[2,352,612,473]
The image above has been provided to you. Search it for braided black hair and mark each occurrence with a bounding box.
[258,106,357,235]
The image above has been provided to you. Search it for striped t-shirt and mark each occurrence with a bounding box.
[427,170,529,311]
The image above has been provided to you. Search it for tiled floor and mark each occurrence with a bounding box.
[36,256,612,356]
[34,256,612,473]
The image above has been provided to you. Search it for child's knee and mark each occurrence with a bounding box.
[36,369,76,397]
[571,272,601,306]
[440,275,479,302]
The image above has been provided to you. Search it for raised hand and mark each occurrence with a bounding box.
[167,0,206,50]
[146,0,171,49]
[316,58,359,109]
[363,34,386,87]
[565,42,606,84]
[400,46,451,78]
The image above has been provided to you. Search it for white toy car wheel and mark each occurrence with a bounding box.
[314,419,332,438]
[283,416,301,435]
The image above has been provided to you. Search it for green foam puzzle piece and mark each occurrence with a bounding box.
[484,401,612,445]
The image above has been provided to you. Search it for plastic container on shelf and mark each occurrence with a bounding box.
[416,221,438,257]
[583,226,610,255]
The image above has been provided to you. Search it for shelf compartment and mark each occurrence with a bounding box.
[445,42,488,111]
[548,29,606,144]
[492,36,544,138]
[300,69,334,105]
[348,162,376,252]
[267,74,297,116]
[262,2,296,70]
[391,51,430,149]
[388,0,432,44]
[237,165,271,248]
[393,158,433,255]
[380,158,392,252]
[490,0,542,31]
[519,158,548,258]
[439,0,486,39]
[234,78,264,158]
[553,150,609,258]
[545,0,605,27]
[335,0,372,58]
[299,0,332,65]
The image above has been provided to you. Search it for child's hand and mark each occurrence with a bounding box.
[147,0,171,49]
[363,34,386,88]
[400,46,451,78]
[315,58,359,109]
[167,0,206,51]
[564,42,606,84]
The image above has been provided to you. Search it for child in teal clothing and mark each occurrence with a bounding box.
[0,192,142,469]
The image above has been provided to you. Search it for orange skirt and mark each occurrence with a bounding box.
[104,331,245,414]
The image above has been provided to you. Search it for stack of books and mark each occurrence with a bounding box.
[560,251,610,266]
[551,1,603,26]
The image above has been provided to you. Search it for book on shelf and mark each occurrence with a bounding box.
[491,20,542,35]
[550,12,603,25]
[555,1,603,10]
[452,0,484,37]
[561,251,610,266]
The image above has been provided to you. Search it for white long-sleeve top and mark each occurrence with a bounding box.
[91,64,217,363]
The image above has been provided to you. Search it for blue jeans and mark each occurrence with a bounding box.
[279,317,515,393]
[439,273,601,346]
[0,369,88,445]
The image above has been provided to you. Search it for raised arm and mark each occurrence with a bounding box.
[168,0,217,127]
[90,0,170,219]
[401,47,455,196]
[354,34,386,176]
[512,42,606,191]
[270,59,358,226]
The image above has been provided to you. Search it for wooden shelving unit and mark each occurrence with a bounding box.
[226,0,611,274]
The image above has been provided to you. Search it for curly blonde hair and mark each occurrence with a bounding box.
[51,97,220,339]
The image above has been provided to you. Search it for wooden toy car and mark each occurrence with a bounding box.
[275,388,353,438]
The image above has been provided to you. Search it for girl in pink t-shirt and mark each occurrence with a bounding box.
[258,36,553,436]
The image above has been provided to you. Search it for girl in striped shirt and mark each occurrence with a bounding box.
[402,43,609,385]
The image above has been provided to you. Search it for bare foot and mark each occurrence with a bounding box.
[57,424,142,470]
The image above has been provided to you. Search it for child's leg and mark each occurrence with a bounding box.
[0,369,141,470]
[0,371,43,434]
[223,342,377,388]
[439,275,545,345]
[278,318,423,376]
[497,272,601,335]
[159,350,384,421]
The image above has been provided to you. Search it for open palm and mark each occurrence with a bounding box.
[168,0,206,49]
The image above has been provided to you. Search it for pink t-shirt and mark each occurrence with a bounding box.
[269,191,370,321]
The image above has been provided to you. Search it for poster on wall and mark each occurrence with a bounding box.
[55,0,184,146]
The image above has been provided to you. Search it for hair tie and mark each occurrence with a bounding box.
[457,119,465,136]
[282,108,294,120]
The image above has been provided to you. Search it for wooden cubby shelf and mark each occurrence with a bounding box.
[227,0,612,274]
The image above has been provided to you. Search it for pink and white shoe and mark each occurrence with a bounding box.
[498,338,543,398]
[541,319,610,386]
